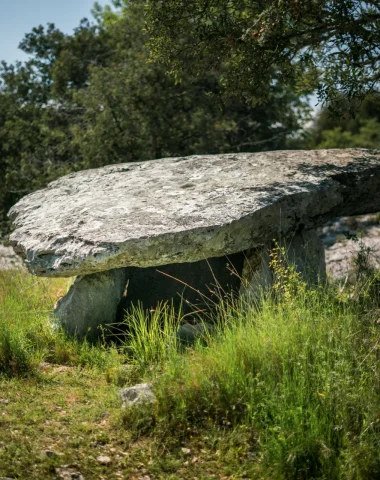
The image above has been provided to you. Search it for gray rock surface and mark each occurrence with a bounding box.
[284,229,327,284]
[54,268,127,337]
[320,214,380,280]
[120,383,156,408]
[239,229,326,299]
[0,243,23,270]
[8,149,380,277]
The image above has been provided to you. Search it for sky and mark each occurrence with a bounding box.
[0,0,109,65]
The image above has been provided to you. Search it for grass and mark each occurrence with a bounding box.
[1,264,380,479]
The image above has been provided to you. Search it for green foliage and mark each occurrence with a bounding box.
[2,263,380,476]
[0,270,123,376]
[73,4,307,166]
[115,302,181,369]
[144,0,380,116]
[148,282,380,478]
[298,94,380,150]
[0,2,308,233]
[0,320,33,377]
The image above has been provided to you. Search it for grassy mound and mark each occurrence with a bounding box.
[1,265,380,478]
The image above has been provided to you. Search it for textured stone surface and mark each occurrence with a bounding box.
[239,247,272,300]
[8,149,380,277]
[320,214,380,280]
[286,229,326,284]
[120,383,156,408]
[54,268,127,337]
[239,229,326,300]
[0,243,23,270]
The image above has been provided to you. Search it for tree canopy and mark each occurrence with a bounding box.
[144,0,380,115]
[0,2,308,233]
[304,94,380,150]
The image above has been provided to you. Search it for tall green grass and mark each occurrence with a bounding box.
[119,302,181,367]
[2,263,380,478]
[145,285,380,478]
[0,270,123,375]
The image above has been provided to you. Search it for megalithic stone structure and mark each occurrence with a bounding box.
[8,149,380,336]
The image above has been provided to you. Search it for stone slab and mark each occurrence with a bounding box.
[54,268,127,337]
[8,149,380,277]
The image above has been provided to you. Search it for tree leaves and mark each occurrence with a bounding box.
[145,0,380,115]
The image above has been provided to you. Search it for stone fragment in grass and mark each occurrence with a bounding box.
[120,383,156,408]
[176,322,214,345]
[97,455,111,464]
[55,466,84,480]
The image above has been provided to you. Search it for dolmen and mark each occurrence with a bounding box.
[8,148,380,337]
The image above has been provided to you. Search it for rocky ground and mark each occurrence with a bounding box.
[0,242,23,270]
[321,213,380,281]
[1,215,380,280]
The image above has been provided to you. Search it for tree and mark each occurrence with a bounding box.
[304,94,380,149]
[73,3,307,166]
[0,2,308,233]
[0,22,102,232]
[143,0,380,116]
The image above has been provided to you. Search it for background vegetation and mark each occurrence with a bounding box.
[2,1,380,233]
[0,2,308,233]
[1,256,380,478]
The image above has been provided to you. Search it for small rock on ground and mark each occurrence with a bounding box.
[97,455,112,464]
[120,383,156,408]
[55,465,84,480]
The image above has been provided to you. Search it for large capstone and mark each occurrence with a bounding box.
[7,149,380,336]
[9,149,380,278]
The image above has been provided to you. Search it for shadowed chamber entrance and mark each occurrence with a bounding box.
[54,252,245,339]
[116,252,245,321]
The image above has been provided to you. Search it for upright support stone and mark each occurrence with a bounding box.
[239,229,326,299]
[239,247,272,300]
[285,229,326,285]
[54,268,127,338]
